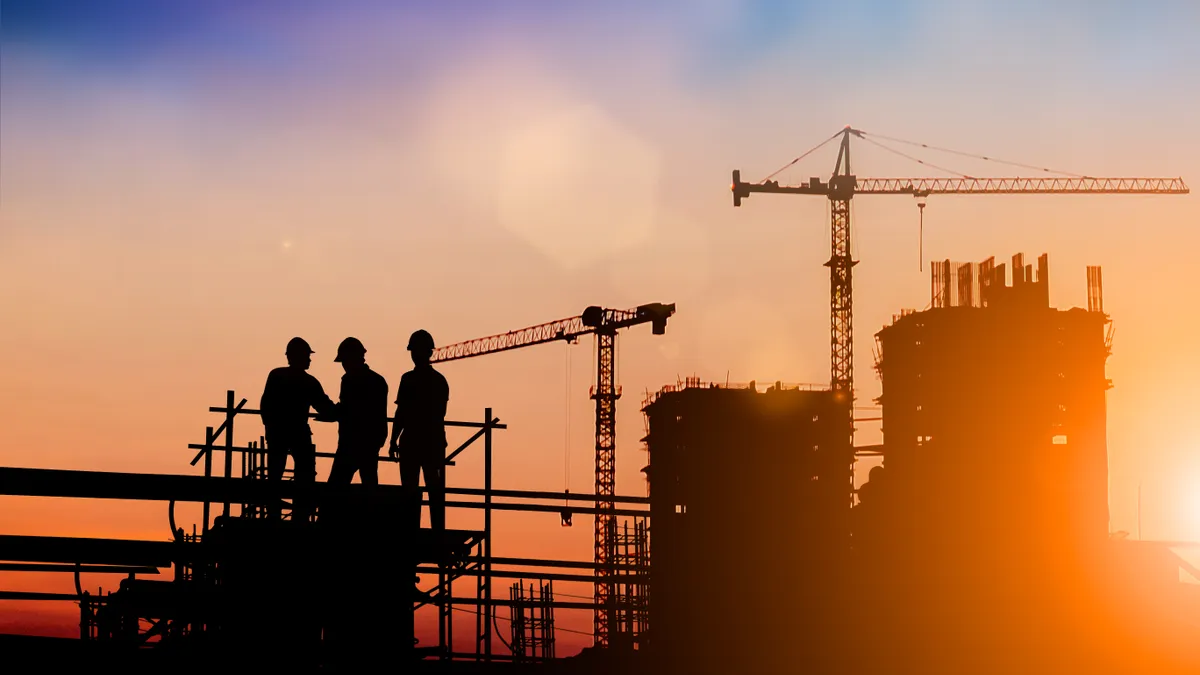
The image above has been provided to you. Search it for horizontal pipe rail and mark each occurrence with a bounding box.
[484,557,649,573]
[0,563,159,574]
[448,500,648,517]
[206,406,507,429]
[0,467,652,515]
[415,566,644,584]
[447,486,649,505]
[178,455,651,503]
[0,467,394,504]
[0,591,81,601]
[0,535,175,568]
[443,597,603,611]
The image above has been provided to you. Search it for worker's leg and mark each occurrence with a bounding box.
[327,446,356,484]
[423,452,446,537]
[358,446,379,487]
[265,433,288,519]
[399,452,422,531]
[322,445,356,523]
[291,440,316,522]
[266,434,288,481]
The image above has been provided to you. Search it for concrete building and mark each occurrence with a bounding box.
[857,253,1114,672]
[640,380,853,673]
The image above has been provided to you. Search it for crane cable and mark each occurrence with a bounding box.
[857,129,1089,178]
[857,135,974,178]
[855,135,955,272]
[564,342,572,504]
[761,127,1089,187]
[759,129,844,184]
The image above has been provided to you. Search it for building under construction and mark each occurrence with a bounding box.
[867,253,1111,554]
[640,379,853,673]
[856,254,1199,673]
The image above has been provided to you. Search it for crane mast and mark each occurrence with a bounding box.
[430,302,675,647]
[733,125,1189,503]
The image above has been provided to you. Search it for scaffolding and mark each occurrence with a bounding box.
[611,518,650,643]
[509,581,556,662]
[0,389,654,668]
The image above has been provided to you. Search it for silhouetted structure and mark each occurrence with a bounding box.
[640,379,853,674]
[510,581,557,663]
[872,253,1111,549]
[428,302,675,647]
[859,253,1118,672]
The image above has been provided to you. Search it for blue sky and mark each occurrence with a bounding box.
[5,0,1196,112]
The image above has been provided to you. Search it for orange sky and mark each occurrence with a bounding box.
[2,1,1199,647]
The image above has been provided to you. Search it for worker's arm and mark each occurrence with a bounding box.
[310,377,338,422]
[259,371,277,429]
[389,375,407,456]
[436,376,449,421]
[376,378,390,450]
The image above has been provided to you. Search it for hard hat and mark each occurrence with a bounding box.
[286,337,314,356]
[407,329,434,351]
[335,337,366,362]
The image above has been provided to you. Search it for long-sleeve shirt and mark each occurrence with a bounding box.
[260,366,337,436]
[337,365,389,449]
[393,364,449,452]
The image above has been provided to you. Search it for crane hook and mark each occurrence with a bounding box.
[561,489,573,527]
[916,197,927,271]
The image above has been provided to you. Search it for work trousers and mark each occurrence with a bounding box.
[328,443,381,486]
[399,448,445,535]
[266,430,316,521]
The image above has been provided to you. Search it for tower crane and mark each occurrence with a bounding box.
[732,125,1189,486]
[430,301,676,647]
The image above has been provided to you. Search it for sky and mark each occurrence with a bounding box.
[2,0,1199,651]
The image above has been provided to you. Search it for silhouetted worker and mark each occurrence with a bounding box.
[389,329,449,538]
[328,337,389,486]
[260,337,337,521]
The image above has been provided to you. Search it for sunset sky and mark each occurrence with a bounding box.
[2,0,1199,649]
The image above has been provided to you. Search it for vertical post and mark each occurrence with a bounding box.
[476,559,485,661]
[484,407,493,659]
[439,571,447,659]
[202,425,213,535]
[223,390,235,518]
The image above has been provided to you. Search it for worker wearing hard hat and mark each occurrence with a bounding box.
[389,329,450,537]
[260,337,338,521]
[327,337,389,487]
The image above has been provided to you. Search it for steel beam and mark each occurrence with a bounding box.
[0,535,175,567]
[415,565,645,585]
[0,467,653,509]
[0,591,80,601]
[0,467,405,505]
[0,563,160,574]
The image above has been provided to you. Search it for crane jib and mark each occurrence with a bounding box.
[733,174,1189,201]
